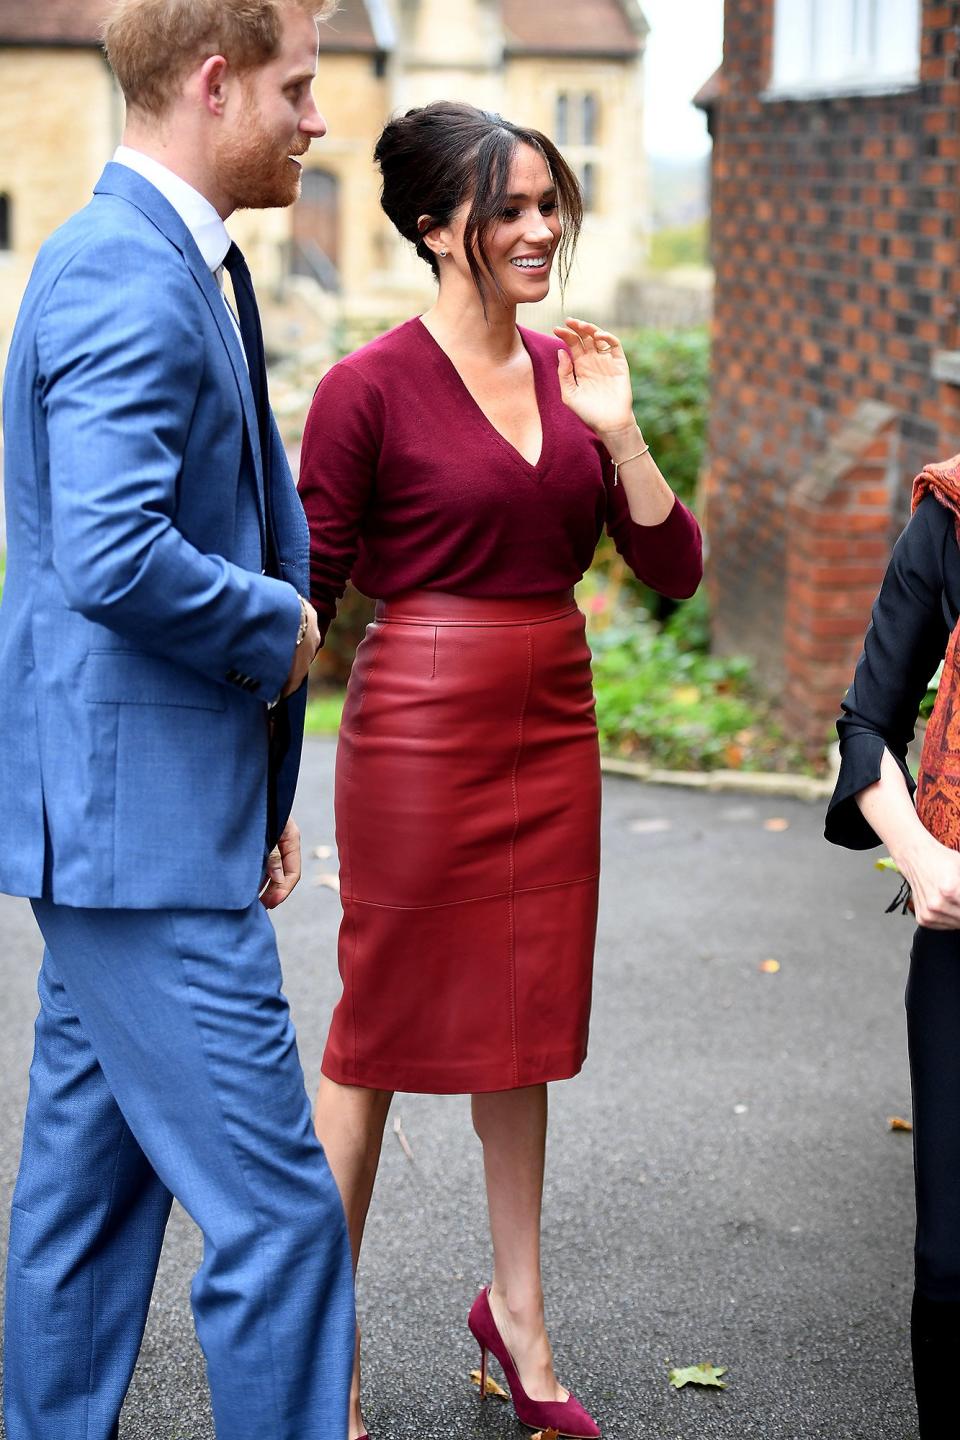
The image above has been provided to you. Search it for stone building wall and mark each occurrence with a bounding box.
[0,48,119,355]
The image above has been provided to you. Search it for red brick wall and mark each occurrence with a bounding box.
[705,0,960,749]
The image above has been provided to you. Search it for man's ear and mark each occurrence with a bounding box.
[197,54,230,116]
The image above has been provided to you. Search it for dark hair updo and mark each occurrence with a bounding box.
[373,100,584,303]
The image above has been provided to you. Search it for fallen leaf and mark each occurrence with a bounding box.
[469,1369,508,1399]
[393,1114,414,1161]
[888,1115,913,1132]
[530,1430,560,1440]
[668,1362,727,1390]
[759,958,781,974]
[312,844,333,860]
[313,872,340,892]
[763,817,790,832]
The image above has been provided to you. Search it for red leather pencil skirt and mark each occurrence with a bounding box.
[321,590,601,1094]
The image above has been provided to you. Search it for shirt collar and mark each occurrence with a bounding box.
[112,145,232,273]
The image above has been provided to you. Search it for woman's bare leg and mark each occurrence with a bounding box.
[314,1076,394,1440]
[471,1084,566,1402]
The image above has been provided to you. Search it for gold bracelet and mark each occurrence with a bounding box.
[612,442,651,485]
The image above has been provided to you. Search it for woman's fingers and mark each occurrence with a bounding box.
[563,318,601,353]
[561,318,624,359]
[593,328,624,354]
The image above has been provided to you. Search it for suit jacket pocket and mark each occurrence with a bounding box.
[83,650,227,712]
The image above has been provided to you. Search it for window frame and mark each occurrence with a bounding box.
[765,0,921,101]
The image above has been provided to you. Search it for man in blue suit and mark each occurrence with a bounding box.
[0,2,355,1435]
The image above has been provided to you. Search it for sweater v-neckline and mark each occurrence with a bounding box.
[413,316,549,477]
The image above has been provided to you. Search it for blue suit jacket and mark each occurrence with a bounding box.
[0,163,310,909]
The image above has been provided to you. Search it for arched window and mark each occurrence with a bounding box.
[292,169,340,288]
[582,93,599,147]
[580,162,596,213]
[555,93,569,146]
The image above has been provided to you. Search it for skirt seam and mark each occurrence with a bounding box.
[376,608,576,629]
[507,626,535,1089]
[341,872,601,913]
[342,621,386,1082]
[320,1048,586,1095]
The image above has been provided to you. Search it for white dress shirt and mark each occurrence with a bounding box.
[112,145,245,356]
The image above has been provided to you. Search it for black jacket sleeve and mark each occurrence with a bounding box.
[824,495,953,849]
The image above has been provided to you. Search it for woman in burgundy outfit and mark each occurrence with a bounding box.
[299,102,702,1440]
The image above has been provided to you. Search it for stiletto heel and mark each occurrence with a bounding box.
[467,1286,600,1438]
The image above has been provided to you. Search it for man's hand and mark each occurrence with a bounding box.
[259,816,302,909]
[281,597,321,698]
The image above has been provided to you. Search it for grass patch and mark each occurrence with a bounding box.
[304,688,345,735]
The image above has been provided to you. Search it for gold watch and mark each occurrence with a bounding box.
[296,595,310,647]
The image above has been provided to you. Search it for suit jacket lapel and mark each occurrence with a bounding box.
[92,164,267,537]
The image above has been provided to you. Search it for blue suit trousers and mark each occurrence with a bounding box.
[4,900,354,1440]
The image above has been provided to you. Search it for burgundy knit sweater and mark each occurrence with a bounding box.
[298,317,702,632]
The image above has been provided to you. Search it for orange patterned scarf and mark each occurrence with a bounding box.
[913,454,960,848]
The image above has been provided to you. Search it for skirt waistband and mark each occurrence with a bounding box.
[374,589,577,627]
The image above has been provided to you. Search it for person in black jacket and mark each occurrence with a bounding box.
[827,482,960,1440]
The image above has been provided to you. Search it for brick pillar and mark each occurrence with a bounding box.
[784,402,900,754]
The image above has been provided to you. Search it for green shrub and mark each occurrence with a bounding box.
[619,327,709,510]
[581,583,806,772]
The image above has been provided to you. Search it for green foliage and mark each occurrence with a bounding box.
[620,327,709,510]
[584,586,807,772]
[649,219,710,272]
[919,660,943,720]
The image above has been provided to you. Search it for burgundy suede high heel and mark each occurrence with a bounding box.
[468,1286,600,1438]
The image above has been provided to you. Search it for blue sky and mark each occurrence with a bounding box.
[642,0,724,160]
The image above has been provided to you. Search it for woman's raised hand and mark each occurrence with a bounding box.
[554,317,637,442]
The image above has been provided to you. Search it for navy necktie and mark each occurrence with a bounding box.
[223,241,279,578]
[224,242,288,849]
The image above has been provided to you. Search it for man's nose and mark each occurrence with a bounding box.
[300,99,327,139]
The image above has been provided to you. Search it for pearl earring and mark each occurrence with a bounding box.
[439,249,447,257]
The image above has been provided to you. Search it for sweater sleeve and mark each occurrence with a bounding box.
[297,362,383,637]
[603,457,703,599]
[824,495,952,849]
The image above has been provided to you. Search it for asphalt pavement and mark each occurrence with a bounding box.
[0,738,922,1439]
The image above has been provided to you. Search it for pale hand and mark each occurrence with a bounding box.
[260,816,302,910]
[554,318,636,440]
[281,597,321,698]
[899,831,960,929]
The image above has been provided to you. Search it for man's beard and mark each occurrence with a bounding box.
[219,99,307,210]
